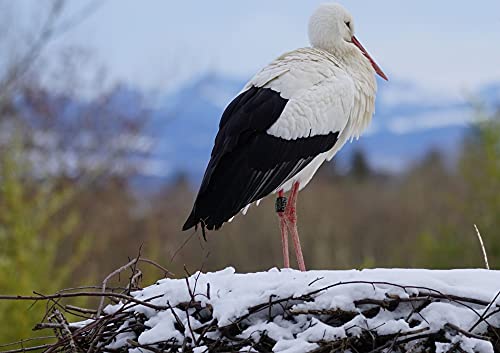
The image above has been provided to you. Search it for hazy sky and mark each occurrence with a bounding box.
[45,1,500,95]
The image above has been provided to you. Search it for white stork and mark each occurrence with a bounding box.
[183,3,387,271]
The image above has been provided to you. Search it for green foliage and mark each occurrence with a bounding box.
[461,111,500,266]
[416,231,474,268]
[0,140,90,343]
[414,109,500,269]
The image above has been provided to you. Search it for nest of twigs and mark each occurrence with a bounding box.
[1,259,500,353]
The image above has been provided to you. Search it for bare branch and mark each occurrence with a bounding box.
[0,291,167,311]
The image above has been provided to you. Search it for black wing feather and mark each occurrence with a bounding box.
[183,86,339,231]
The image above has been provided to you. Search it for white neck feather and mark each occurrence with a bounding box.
[343,50,377,139]
[322,47,377,139]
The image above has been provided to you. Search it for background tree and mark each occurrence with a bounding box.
[349,149,372,180]
[0,137,89,343]
[0,0,150,343]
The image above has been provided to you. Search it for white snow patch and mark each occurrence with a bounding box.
[106,321,136,350]
[95,268,500,352]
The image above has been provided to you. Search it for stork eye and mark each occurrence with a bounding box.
[345,21,351,29]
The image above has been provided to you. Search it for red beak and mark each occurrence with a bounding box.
[352,36,388,81]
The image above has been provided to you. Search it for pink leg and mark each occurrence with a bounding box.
[277,190,290,268]
[285,182,306,271]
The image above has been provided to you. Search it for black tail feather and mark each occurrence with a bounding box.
[182,208,208,241]
[182,208,198,231]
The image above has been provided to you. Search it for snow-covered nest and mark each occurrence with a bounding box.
[68,268,500,353]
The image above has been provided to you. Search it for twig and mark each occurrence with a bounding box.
[170,229,197,263]
[127,269,143,291]
[474,224,490,270]
[65,305,97,315]
[87,320,107,353]
[308,277,324,286]
[0,337,56,349]
[469,290,500,331]
[56,285,127,294]
[167,302,185,333]
[0,291,167,311]
[50,309,77,352]
[33,322,71,331]
[138,258,174,277]
[445,323,490,341]
[0,344,54,353]
[97,257,141,317]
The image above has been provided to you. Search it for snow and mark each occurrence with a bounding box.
[437,336,495,353]
[138,310,185,345]
[97,268,500,352]
[106,322,136,350]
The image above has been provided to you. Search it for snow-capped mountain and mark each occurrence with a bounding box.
[145,73,500,182]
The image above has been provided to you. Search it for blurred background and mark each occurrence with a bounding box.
[0,0,500,343]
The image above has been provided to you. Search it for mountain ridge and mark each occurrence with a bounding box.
[144,73,499,183]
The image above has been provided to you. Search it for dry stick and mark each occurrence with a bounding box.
[466,306,500,344]
[33,322,70,332]
[76,294,162,348]
[469,290,500,332]
[45,311,132,353]
[65,304,97,315]
[52,309,77,353]
[41,295,145,353]
[127,339,165,353]
[406,298,432,326]
[56,285,128,294]
[41,294,90,321]
[96,256,174,317]
[96,257,141,317]
[87,320,108,353]
[39,295,72,341]
[127,250,143,294]
[0,337,56,349]
[62,308,93,321]
[39,257,171,348]
[61,292,165,349]
[445,342,466,353]
[480,307,500,329]
[167,302,186,332]
[0,291,167,311]
[0,344,54,353]
[0,337,57,353]
[138,258,174,277]
[474,224,490,270]
[385,330,401,353]
[184,306,197,345]
[99,325,139,350]
[308,277,324,286]
[444,323,490,341]
[127,269,143,291]
[195,319,218,347]
[307,280,492,306]
[170,229,198,263]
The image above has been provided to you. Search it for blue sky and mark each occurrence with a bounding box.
[46,1,500,95]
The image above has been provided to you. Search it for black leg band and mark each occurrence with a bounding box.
[275,196,287,213]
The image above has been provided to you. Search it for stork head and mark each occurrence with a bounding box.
[308,3,388,81]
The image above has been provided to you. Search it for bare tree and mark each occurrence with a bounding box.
[0,0,104,97]
[0,0,152,183]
